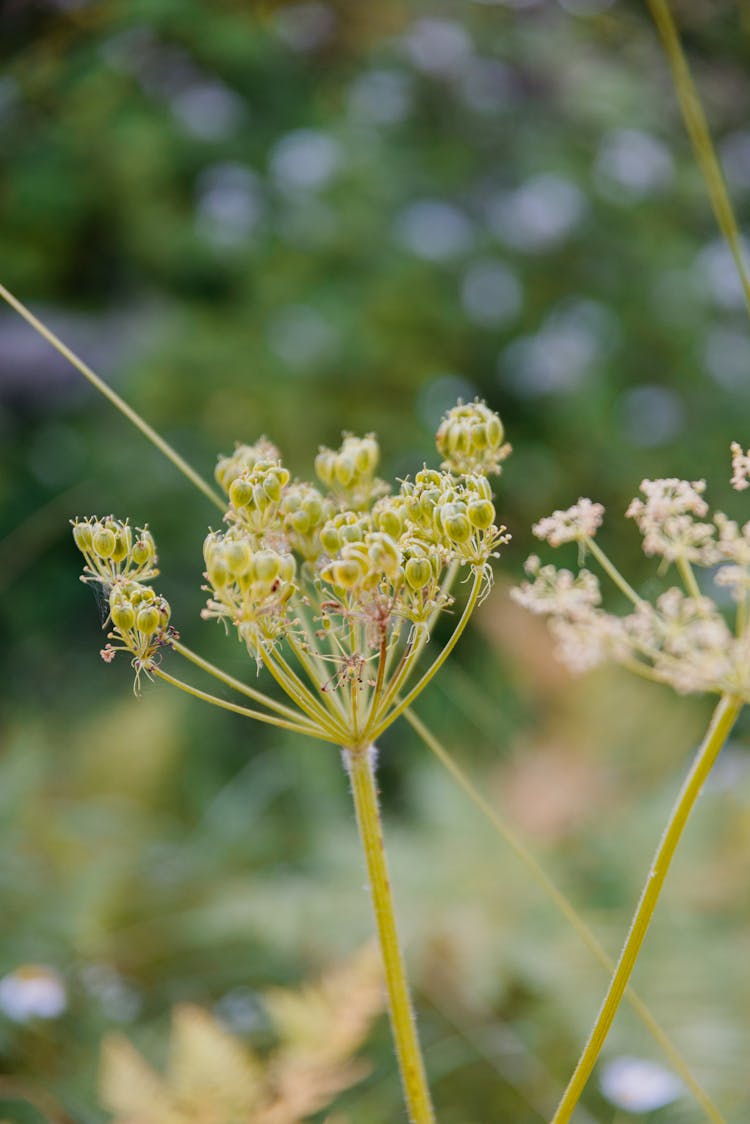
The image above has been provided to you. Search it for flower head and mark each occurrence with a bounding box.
[435,398,511,477]
[513,448,750,702]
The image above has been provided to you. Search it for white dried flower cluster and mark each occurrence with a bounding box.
[730,441,750,492]
[532,498,605,547]
[512,445,750,701]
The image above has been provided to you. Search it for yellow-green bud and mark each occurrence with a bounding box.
[93,526,116,558]
[320,525,341,555]
[72,522,93,553]
[315,450,336,487]
[229,477,254,509]
[225,540,253,577]
[468,499,495,530]
[328,559,363,589]
[253,550,281,583]
[443,513,471,544]
[110,525,131,563]
[132,533,155,567]
[405,557,432,590]
[111,601,135,632]
[136,605,160,635]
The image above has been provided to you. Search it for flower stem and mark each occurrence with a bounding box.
[551,692,743,1123]
[404,706,726,1124]
[344,745,436,1124]
[0,282,226,513]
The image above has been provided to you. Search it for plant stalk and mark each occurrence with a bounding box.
[344,744,436,1124]
[551,692,743,1123]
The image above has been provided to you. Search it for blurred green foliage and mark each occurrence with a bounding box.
[2,0,750,1120]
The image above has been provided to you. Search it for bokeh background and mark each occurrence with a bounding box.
[2,0,750,1120]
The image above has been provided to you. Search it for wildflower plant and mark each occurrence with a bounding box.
[512,449,749,1122]
[70,400,510,1124]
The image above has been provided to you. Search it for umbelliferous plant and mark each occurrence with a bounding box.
[71,399,510,1124]
[513,445,750,1121]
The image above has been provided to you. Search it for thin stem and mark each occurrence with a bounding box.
[676,555,703,602]
[551,693,743,1123]
[171,639,312,723]
[646,0,750,319]
[344,745,436,1124]
[286,629,349,728]
[151,666,334,741]
[404,707,726,1124]
[368,566,484,742]
[585,538,642,607]
[260,646,348,741]
[0,282,226,512]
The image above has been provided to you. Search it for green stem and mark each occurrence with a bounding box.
[404,707,726,1124]
[0,283,226,512]
[551,693,742,1123]
[171,639,312,722]
[646,0,750,319]
[260,646,348,741]
[151,666,333,741]
[368,566,484,742]
[344,745,436,1124]
[677,556,703,602]
[585,539,642,606]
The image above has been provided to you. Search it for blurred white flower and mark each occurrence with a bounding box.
[274,2,335,52]
[269,129,342,193]
[595,128,673,201]
[170,80,245,141]
[489,175,585,252]
[195,163,264,246]
[0,965,67,1022]
[461,258,522,327]
[404,18,473,78]
[502,299,616,395]
[600,1056,684,1113]
[694,237,750,311]
[395,200,474,261]
[348,69,412,126]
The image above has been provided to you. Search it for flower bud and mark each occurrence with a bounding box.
[110,601,135,632]
[315,450,336,488]
[468,499,495,530]
[253,550,281,584]
[72,522,93,553]
[443,513,472,544]
[93,526,116,559]
[229,477,254,509]
[136,605,160,635]
[225,540,253,577]
[132,532,155,567]
[405,557,432,590]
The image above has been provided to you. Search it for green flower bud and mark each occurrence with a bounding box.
[225,540,253,577]
[315,450,336,488]
[328,559,363,590]
[320,525,341,555]
[229,477,254,509]
[405,557,432,590]
[110,525,131,563]
[468,499,495,530]
[253,550,281,584]
[111,601,135,632]
[444,513,472,544]
[93,526,116,559]
[132,532,155,567]
[335,455,355,487]
[208,558,230,588]
[136,605,160,635]
[72,521,93,553]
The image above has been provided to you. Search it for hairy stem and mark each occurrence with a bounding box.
[404,707,726,1124]
[552,693,742,1123]
[344,745,436,1124]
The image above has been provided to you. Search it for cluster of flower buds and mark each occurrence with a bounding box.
[72,516,158,585]
[72,516,172,682]
[214,437,282,494]
[315,433,388,511]
[436,399,511,477]
[202,529,297,656]
[513,444,750,701]
[227,460,292,534]
[204,401,509,670]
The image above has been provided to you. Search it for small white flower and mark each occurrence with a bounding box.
[600,1055,684,1113]
[0,965,67,1022]
[532,498,604,546]
[730,441,750,491]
